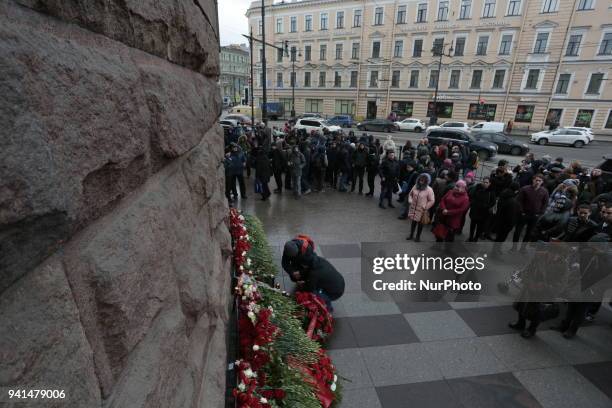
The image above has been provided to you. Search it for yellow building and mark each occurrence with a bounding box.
[247,0,612,133]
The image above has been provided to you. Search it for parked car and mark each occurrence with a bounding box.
[356,119,398,132]
[395,118,426,132]
[220,119,238,131]
[229,105,260,117]
[224,114,254,126]
[530,129,590,148]
[327,115,354,128]
[473,132,529,156]
[427,121,471,132]
[426,128,498,160]
[562,127,594,142]
[470,121,505,134]
[294,118,342,135]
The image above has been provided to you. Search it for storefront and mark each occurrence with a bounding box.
[468,103,497,121]
[574,109,594,127]
[427,102,454,118]
[545,108,563,126]
[515,105,535,123]
[391,101,414,119]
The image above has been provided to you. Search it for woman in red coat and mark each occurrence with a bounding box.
[436,180,470,242]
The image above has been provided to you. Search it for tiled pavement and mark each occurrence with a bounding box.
[236,182,612,408]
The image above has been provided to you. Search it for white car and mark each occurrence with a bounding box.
[220,119,238,130]
[427,121,471,132]
[294,118,342,134]
[562,127,594,142]
[530,129,590,148]
[395,118,426,132]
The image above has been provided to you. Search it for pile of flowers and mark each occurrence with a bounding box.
[229,209,342,408]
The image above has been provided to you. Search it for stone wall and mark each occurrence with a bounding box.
[0,1,230,407]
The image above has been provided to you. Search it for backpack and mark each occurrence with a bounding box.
[295,234,315,254]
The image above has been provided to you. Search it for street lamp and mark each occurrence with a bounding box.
[429,42,454,126]
[284,41,302,119]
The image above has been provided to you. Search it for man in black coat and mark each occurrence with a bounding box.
[270,142,286,194]
[378,150,400,209]
[365,146,379,197]
[351,143,369,194]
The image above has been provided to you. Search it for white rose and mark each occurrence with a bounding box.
[247,311,255,320]
[244,368,254,378]
[333,374,337,382]
[239,265,244,271]
[242,251,247,256]
[253,344,260,351]
[238,382,246,392]
[246,258,252,266]
[260,397,268,404]
[330,383,337,391]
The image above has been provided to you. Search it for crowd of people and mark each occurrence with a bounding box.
[225,120,612,339]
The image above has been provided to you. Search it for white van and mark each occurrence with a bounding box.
[470,121,505,134]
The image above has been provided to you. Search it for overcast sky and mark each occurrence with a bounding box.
[219,0,252,46]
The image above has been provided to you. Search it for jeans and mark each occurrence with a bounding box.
[513,214,538,243]
[273,170,283,191]
[339,172,350,191]
[291,173,302,197]
[379,184,393,205]
[315,288,335,312]
[352,166,365,192]
[367,172,376,194]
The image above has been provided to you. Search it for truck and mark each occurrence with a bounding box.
[261,102,285,120]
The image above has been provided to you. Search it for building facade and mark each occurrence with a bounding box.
[247,0,612,133]
[220,44,250,105]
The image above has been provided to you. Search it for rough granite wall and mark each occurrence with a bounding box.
[0,0,231,407]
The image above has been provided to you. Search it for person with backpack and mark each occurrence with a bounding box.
[282,236,345,312]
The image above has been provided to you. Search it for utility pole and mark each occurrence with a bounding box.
[261,0,267,125]
[249,27,254,128]
[429,42,453,126]
[289,44,301,119]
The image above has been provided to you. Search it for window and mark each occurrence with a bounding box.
[392,70,400,87]
[427,102,454,118]
[508,0,521,15]
[320,44,327,60]
[277,48,283,63]
[586,73,604,94]
[533,32,549,53]
[429,70,439,88]
[350,71,358,87]
[410,70,420,87]
[258,20,263,35]
[353,10,362,27]
[454,37,466,56]
[334,71,342,87]
[599,33,612,55]
[575,109,594,127]
[577,0,594,9]
[555,73,570,94]
[397,5,407,23]
[394,40,404,57]
[277,72,283,88]
[546,108,563,126]
[276,18,283,33]
[483,0,496,17]
[290,17,297,32]
[471,70,483,88]
[318,72,326,87]
[290,46,297,62]
[542,0,558,13]
[449,70,461,88]
[374,7,384,25]
[372,41,381,58]
[370,71,378,87]
[413,39,423,57]
[320,13,328,30]
[515,105,535,122]
[305,15,313,31]
[499,34,513,55]
[391,101,414,117]
[305,99,323,113]
[351,43,360,59]
[438,1,449,20]
[290,72,296,87]
[525,69,540,89]
[335,100,355,115]
[477,36,489,55]
[304,72,311,87]
[336,11,344,28]
[605,111,612,129]
[433,38,444,56]
[469,104,497,120]
[566,34,582,56]
[305,45,312,61]
[459,0,471,18]
[335,43,343,59]
[417,3,428,22]
[493,69,506,88]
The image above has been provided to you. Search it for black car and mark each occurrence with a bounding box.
[356,119,397,132]
[473,132,529,156]
[426,129,497,160]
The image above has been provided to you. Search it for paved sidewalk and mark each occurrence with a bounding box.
[236,182,612,408]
